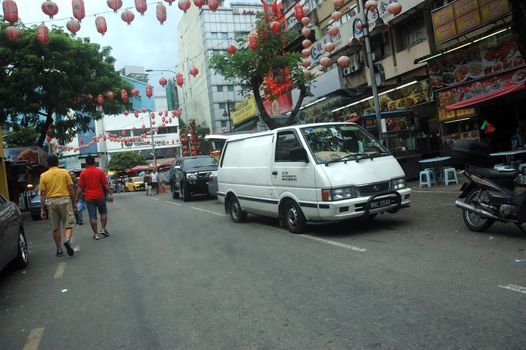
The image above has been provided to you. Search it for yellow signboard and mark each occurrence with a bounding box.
[232,96,257,125]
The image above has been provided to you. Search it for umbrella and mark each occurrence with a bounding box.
[127,165,150,174]
[157,159,174,169]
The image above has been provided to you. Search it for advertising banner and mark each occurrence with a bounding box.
[232,96,258,125]
[263,92,293,117]
[4,147,48,167]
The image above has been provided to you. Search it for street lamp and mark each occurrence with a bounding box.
[222,99,234,132]
[348,1,400,145]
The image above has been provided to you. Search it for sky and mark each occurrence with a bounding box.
[16,1,190,77]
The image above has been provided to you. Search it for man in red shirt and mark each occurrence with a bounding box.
[76,156,114,240]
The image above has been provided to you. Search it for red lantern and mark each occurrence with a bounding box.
[176,73,184,87]
[150,112,155,118]
[334,0,344,9]
[324,42,336,53]
[132,127,136,131]
[302,39,312,49]
[328,27,339,37]
[208,0,219,11]
[142,108,147,113]
[97,94,104,105]
[121,10,135,25]
[5,26,21,41]
[178,0,190,13]
[301,27,311,37]
[301,48,311,58]
[86,94,93,102]
[121,130,126,137]
[320,57,332,67]
[331,11,343,21]
[132,88,140,96]
[301,17,311,26]
[270,21,280,33]
[42,1,59,19]
[72,0,85,22]
[365,0,378,10]
[106,91,115,101]
[387,2,402,15]
[107,0,122,13]
[159,77,168,87]
[146,84,153,98]
[37,24,49,44]
[46,136,52,143]
[135,0,147,15]
[66,20,81,34]
[356,21,364,30]
[164,111,169,117]
[159,111,163,116]
[301,60,311,68]
[121,89,128,102]
[189,67,199,77]
[249,34,258,50]
[124,111,129,116]
[165,0,175,5]
[227,45,237,54]
[337,56,351,68]
[193,0,205,8]
[95,16,107,35]
[156,3,167,25]
[135,111,140,118]
[303,6,310,16]
[294,4,303,21]
[3,0,18,24]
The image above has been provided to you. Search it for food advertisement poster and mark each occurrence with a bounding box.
[232,96,257,126]
[263,92,292,117]
[429,36,525,90]
[4,147,48,167]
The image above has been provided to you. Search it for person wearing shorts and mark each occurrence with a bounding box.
[76,156,114,240]
[40,155,77,257]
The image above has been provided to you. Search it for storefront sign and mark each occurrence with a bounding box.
[429,36,525,90]
[232,96,257,126]
[432,0,510,45]
[4,147,48,167]
[438,107,475,122]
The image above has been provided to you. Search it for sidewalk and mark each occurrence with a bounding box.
[408,174,467,193]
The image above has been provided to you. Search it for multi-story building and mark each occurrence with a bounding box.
[177,1,263,133]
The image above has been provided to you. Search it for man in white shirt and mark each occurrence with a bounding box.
[151,169,159,195]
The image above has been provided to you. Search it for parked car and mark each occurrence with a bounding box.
[170,155,218,201]
[207,171,218,198]
[126,176,145,192]
[218,122,411,233]
[29,194,48,221]
[0,193,28,271]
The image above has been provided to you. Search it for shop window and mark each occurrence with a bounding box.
[275,131,302,162]
[396,17,427,52]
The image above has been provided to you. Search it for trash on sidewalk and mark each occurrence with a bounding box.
[61,289,68,293]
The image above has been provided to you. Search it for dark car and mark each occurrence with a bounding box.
[29,194,48,221]
[170,155,218,201]
[0,193,28,271]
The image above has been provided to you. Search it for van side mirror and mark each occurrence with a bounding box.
[290,147,309,163]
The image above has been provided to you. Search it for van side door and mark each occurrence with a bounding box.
[270,130,319,220]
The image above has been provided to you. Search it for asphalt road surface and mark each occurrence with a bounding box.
[1,186,525,350]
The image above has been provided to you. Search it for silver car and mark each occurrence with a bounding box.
[0,193,28,271]
[207,170,218,198]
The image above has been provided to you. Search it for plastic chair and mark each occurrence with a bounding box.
[419,168,435,188]
[442,167,458,186]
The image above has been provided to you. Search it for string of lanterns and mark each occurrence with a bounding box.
[2,0,222,42]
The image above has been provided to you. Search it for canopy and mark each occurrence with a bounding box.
[127,165,150,174]
[446,83,525,111]
[157,159,174,169]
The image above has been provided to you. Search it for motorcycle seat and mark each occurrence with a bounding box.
[468,166,517,179]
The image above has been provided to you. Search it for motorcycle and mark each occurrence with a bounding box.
[452,140,526,233]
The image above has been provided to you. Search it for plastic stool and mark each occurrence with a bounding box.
[419,169,435,188]
[442,167,458,186]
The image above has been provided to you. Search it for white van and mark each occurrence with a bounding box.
[217,122,411,233]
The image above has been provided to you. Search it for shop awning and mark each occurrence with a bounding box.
[127,165,150,174]
[446,83,525,111]
[361,111,409,118]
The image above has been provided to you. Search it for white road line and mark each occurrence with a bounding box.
[151,198,160,201]
[302,235,367,252]
[22,328,44,350]
[190,207,226,216]
[498,284,526,295]
[164,200,181,206]
[53,262,66,279]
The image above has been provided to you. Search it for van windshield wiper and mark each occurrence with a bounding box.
[324,154,355,166]
[324,152,389,166]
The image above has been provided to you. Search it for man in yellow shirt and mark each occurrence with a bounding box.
[40,155,77,257]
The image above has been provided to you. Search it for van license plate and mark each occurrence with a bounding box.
[370,198,395,209]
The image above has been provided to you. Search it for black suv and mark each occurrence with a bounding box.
[170,155,218,201]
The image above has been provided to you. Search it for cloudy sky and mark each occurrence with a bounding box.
[16,1,194,77]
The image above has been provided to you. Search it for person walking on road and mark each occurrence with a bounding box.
[76,156,114,240]
[70,171,84,225]
[40,155,77,257]
[144,171,152,196]
[151,169,159,195]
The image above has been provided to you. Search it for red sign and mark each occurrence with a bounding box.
[263,92,292,117]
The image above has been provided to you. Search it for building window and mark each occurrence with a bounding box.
[234,31,249,43]
[220,120,227,127]
[221,32,228,40]
[227,85,234,92]
[217,85,224,92]
[218,102,226,109]
[396,17,427,52]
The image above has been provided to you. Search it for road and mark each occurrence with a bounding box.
[1,186,525,350]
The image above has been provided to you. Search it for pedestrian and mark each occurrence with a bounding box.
[40,155,77,257]
[76,156,114,240]
[151,168,159,195]
[69,171,84,225]
[144,171,152,195]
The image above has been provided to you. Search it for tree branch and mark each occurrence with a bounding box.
[252,80,278,130]
[286,85,307,126]
[37,112,53,148]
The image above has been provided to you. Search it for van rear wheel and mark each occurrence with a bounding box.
[284,201,307,234]
[229,196,247,223]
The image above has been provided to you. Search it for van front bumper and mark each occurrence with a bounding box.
[314,188,411,221]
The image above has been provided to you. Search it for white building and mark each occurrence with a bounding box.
[177,1,263,133]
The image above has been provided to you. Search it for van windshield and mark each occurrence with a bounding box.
[300,124,389,164]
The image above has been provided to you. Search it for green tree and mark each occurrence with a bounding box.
[108,151,147,173]
[3,126,38,147]
[209,13,315,130]
[0,21,133,147]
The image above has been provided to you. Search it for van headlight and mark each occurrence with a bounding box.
[391,178,406,190]
[187,173,198,180]
[321,187,357,201]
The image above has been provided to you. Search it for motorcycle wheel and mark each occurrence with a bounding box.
[462,189,495,232]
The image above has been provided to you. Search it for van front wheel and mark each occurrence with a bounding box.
[285,201,307,234]
[229,196,247,223]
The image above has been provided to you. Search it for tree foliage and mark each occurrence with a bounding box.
[108,151,146,173]
[0,21,133,147]
[209,13,315,129]
[3,126,39,147]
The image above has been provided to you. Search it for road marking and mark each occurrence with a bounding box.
[151,198,160,201]
[190,207,226,216]
[22,328,44,350]
[53,262,66,279]
[302,235,367,252]
[164,200,181,206]
[498,284,526,295]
